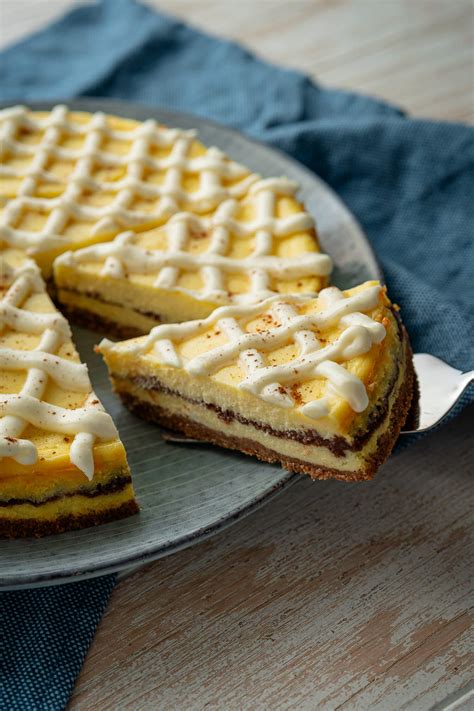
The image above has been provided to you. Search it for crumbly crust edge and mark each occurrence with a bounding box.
[0,499,139,539]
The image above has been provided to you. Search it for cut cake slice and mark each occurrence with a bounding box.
[98,281,414,482]
[54,177,332,337]
[0,249,138,538]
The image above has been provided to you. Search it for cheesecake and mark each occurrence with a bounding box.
[0,105,255,278]
[0,102,415,541]
[54,177,332,338]
[0,249,138,538]
[98,281,414,481]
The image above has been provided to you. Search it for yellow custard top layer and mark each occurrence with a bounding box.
[0,248,126,478]
[0,105,255,275]
[0,107,253,201]
[54,178,331,308]
[100,281,401,435]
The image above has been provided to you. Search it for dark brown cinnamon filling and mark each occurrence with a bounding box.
[116,346,414,482]
[0,474,131,508]
[58,286,163,321]
[114,357,401,457]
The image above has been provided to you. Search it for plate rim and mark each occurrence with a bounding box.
[2,472,298,590]
[0,98,382,589]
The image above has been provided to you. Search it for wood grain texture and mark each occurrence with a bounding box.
[70,407,474,710]
[2,1,473,708]
[1,0,473,123]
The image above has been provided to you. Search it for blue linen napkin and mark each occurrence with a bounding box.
[0,575,116,710]
[1,1,473,709]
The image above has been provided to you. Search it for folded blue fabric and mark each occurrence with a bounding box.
[1,1,473,709]
[0,575,116,710]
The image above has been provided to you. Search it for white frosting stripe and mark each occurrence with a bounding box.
[58,183,331,304]
[271,301,320,354]
[0,254,117,478]
[218,317,291,407]
[0,395,117,440]
[238,325,374,392]
[117,285,386,420]
[0,303,70,336]
[70,432,96,480]
[0,259,43,287]
[71,245,330,279]
[0,105,256,253]
[0,436,37,466]
[315,361,369,413]
[0,349,90,391]
[184,289,382,374]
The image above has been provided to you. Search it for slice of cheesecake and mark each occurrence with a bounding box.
[98,281,414,482]
[0,105,255,278]
[0,249,138,538]
[54,177,332,338]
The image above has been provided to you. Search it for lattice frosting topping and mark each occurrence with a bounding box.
[102,285,386,419]
[57,176,332,302]
[0,105,256,253]
[0,255,117,478]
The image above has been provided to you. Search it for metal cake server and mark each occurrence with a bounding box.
[401,353,474,434]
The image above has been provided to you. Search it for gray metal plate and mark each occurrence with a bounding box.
[0,99,381,589]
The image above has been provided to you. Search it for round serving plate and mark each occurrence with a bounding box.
[0,99,382,589]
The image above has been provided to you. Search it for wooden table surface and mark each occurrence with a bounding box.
[2,2,473,709]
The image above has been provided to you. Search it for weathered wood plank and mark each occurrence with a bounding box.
[1,1,473,123]
[70,407,474,710]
